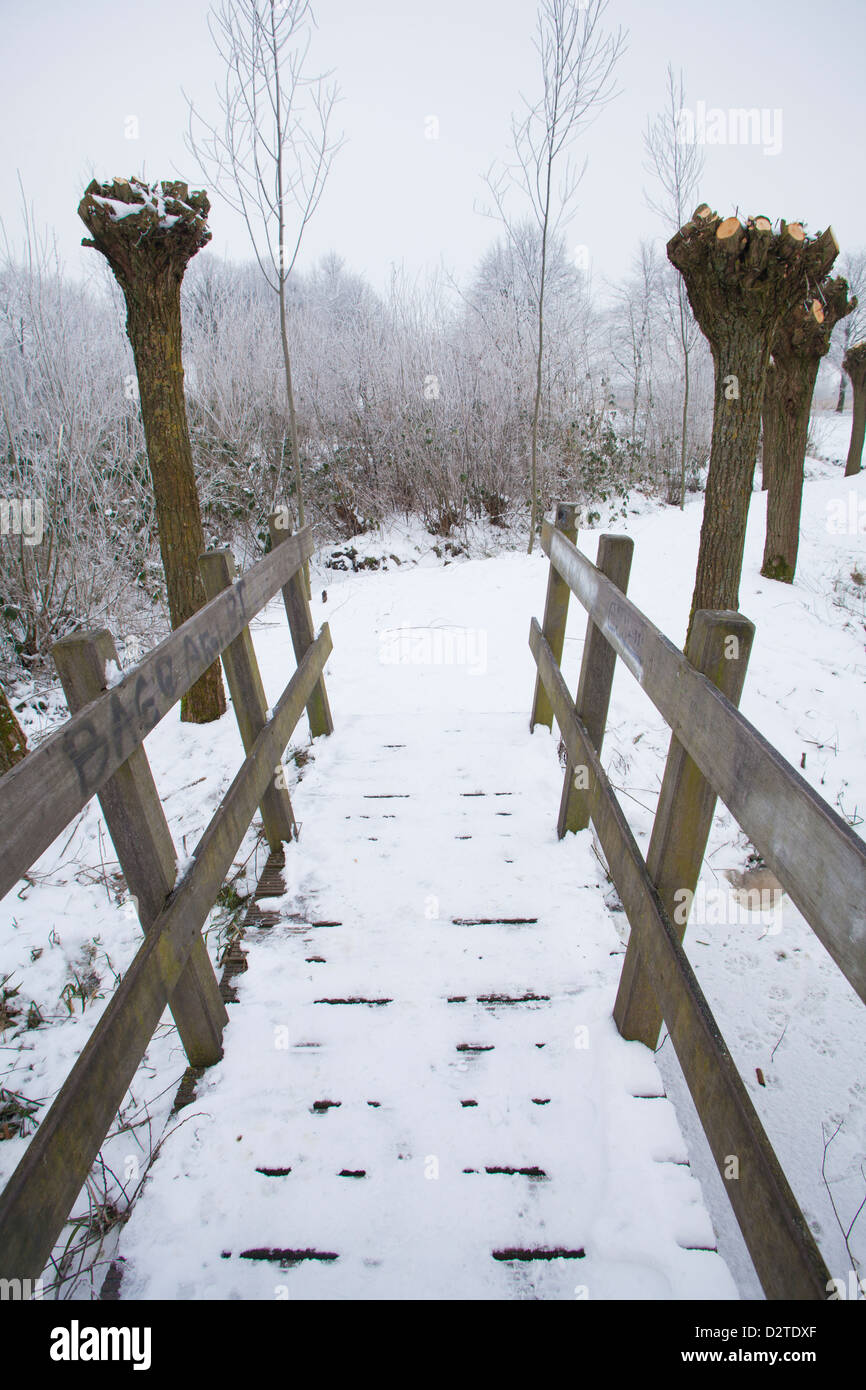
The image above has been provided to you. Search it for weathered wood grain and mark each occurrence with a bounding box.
[530,503,577,731]
[268,513,333,739]
[614,610,755,1047]
[541,522,866,1005]
[0,625,332,1283]
[0,528,313,904]
[199,550,298,851]
[558,534,633,836]
[52,631,227,1068]
[530,618,831,1300]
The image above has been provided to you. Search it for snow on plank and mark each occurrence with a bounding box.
[111,710,735,1300]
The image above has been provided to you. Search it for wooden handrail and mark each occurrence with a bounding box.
[531,618,831,1300]
[0,519,332,1287]
[541,518,866,1006]
[0,627,331,1283]
[0,526,314,904]
[531,509,866,1299]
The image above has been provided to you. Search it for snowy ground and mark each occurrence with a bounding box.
[0,409,864,1299]
[113,708,735,1301]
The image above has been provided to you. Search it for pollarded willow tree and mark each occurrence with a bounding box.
[843,341,866,476]
[831,250,866,411]
[761,279,855,583]
[667,207,839,639]
[78,177,226,723]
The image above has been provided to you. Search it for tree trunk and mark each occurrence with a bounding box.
[0,681,27,775]
[761,282,853,582]
[678,278,691,509]
[278,278,311,598]
[843,343,866,476]
[78,179,225,724]
[528,273,545,556]
[761,355,818,582]
[679,346,690,507]
[125,285,226,722]
[846,385,866,476]
[689,325,768,620]
[528,163,553,557]
[835,371,846,413]
[761,361,777,492]
[667,210,840,643]
[273,25,311,601]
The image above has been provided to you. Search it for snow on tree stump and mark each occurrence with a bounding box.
[77,177,225,724]
[843,340,866,477]
[667,209,839,637]
[762,278,855,583]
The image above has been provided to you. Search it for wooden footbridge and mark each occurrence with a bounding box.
[0,507,864,1300]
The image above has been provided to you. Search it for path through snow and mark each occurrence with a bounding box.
[113,564,737,1299]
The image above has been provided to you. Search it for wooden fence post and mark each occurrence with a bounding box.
[199,550,298,850]
[268,514,334,739]
[52,631,227,1067]
[557,534,633,836]
[530,502,577,731]
[613,609,755,1048]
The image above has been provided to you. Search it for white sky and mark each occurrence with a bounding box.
[1,0,864,296]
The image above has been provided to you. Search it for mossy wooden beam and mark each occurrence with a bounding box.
[0,528,313,905]
[53,629,227,1067]
[529,503,577,732]
[530,619,831,1300]
[0,626,331,1284]
[540,520,866,1004]
[200,549,299,849]
[268,513,334,739]
[557,533,633,836]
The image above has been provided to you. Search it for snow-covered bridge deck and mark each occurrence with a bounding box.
[4,509,864,1301]
[112,706,736,1299]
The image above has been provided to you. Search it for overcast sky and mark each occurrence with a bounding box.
[1,0,864,299]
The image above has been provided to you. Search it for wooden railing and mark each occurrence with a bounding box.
[0,516,333,1283]
[529,503,866,1301]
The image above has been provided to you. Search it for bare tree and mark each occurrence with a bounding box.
[831,249,866,411]
[1,187,157,673]
[607,239,660,471]
[483,0,626,552]
[186,0,343,574]
[643,63,705,509]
